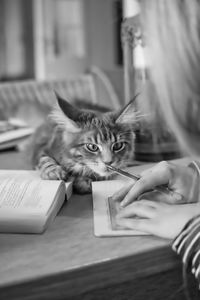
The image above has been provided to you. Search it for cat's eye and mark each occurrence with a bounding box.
[86,143,99,152]
[112,142,126,152]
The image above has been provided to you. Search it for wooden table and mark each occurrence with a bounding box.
[0,151,194,300]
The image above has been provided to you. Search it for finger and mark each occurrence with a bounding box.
[140,167,154,177]
[136,199,159,208]
[116,217,153,234]
[121,161,171,207]
[153,190,184,204]
[117,201,156,219]
[137,190,181,204]
[111,183,133,202]
[139,161,168,178]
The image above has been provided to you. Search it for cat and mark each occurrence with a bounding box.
[30,94,139,194]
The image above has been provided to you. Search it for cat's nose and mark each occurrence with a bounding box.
[102,152,113,165]
[103,158,113,165]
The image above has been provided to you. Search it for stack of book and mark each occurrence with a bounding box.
[0,118,34,151]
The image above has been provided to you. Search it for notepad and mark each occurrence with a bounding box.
[92,180,148,237]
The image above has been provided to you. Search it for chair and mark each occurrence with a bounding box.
[0,69,121,127]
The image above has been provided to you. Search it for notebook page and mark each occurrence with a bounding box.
[92,180,148,236]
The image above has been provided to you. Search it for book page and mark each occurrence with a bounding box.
[92,180,148,236]
[0,170,64,216]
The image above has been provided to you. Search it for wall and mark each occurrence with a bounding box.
[85,0,117,70]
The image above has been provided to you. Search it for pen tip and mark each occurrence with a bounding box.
[105,163,112,170]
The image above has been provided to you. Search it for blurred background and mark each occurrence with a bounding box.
[0,0,140,104]
[0,0,181,161]
[0,0,122,80]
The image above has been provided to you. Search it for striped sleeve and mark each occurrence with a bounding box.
[172,214,200,284]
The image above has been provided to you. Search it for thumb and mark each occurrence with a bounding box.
[138,190,184,204]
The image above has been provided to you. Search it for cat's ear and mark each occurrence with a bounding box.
[115,94,139,124]
[50,92,81,133]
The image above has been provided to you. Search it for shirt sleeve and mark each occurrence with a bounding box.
[172,214,200,285]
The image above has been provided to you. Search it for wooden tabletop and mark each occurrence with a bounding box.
[0,151,187,300]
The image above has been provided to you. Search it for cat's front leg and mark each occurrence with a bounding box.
[73,176,93,194]
[37,155,68,181]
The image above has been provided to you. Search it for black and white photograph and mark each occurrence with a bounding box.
[0,1,200,299]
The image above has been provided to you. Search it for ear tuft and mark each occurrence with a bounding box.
[55,92,81,121]
[49,92,81,133]
[115,93,140,124]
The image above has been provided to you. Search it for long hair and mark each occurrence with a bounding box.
[140,0,200,156]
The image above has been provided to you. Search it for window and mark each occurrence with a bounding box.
[43,0,85,60]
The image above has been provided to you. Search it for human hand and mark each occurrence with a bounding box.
[116,197,200,239]
[112,161,198,207]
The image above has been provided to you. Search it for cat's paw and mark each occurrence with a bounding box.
[73,177,92,194]
[37,156,68,181]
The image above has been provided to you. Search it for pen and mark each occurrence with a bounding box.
[105,163,179,197]
[106,164,140,181]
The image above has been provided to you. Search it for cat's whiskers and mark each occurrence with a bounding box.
[85,161,99,166]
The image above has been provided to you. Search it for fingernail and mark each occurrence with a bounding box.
[111,195,118,202]
[174,192,183,202]
[120,200,126,207]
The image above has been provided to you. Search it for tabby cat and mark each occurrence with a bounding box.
[30,94,138,194]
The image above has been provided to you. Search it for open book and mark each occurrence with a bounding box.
[0,170,72,234]
[92,179,148,237]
